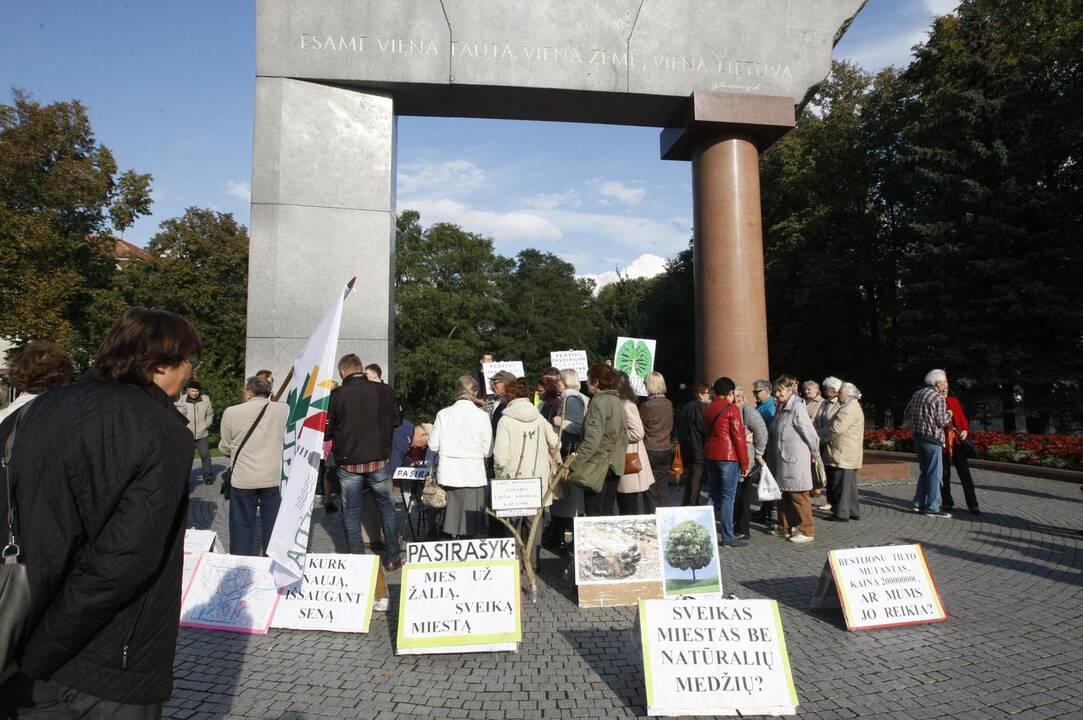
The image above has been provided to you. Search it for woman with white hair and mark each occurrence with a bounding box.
[814,376,843,507]
[802,380,823,420]
[430,375,493,538]
[821,382,864,521]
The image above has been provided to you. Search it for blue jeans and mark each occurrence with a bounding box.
[229,486,282,556]
[912,435,945,512]
[706,460,740,544]
[339,466,400,564]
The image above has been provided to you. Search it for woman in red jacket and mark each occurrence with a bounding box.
[941,384,981,514]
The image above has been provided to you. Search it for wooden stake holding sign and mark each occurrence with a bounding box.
[810,544,948,630]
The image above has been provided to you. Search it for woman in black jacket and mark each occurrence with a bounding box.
[0,308,201,717]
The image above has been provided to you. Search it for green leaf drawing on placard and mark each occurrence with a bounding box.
[615,339,653,378]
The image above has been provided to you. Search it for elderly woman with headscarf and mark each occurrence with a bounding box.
[820,382,864,522]
[814,375,843,507]
[430,375,493,538]
[767,376,821,543]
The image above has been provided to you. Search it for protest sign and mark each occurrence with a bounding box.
[491,477,543,518]
[550,350,589,378]
[482,361,525,394]
[809,544,948,631]
[393,465,430,508]
[182,552,201,599]
[639,598,798,717]
[397,541,521,654]
[406,537,518,564]
[184,528,218,554]
[613,337,657,396]
[180,553,280,634]
[272,554,380,633]
[656,507,722,598]
[574,516,663,607]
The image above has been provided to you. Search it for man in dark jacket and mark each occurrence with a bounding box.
[326,353,404,571]
[676,383,710,506]
[703,377,749,549]
[0,308,201,718]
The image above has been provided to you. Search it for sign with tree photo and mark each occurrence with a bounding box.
[656,507,722,598]
[613,337,656,396]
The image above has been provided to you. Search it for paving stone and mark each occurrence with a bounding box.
[165,463,1083,719]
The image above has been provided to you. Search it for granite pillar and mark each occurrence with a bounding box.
[661,92,796,391]
[247,78,396,380]
[691,135,769,391]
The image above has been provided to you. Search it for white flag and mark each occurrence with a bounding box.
[267,283,349,588]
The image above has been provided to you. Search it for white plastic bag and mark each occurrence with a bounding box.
[757,464,782,502]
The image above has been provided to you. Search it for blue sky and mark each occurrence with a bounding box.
[1,1,957,285]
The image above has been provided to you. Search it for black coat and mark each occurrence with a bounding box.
[0,378,192,704]
[326,373,402,465]
[676,398,707,464]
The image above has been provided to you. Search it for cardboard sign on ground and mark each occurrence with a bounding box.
[639,598,798,717]
[491,477,543,518]
[809,544,948,630]
[272,554,380,633]
[550,350,589,378]
[396,557,521,654]
[574,515,663,608]
[180,554,280,634]
[481,361,525,394]
[656,507,722,598]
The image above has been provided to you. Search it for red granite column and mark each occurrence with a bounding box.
[691,134,770,391]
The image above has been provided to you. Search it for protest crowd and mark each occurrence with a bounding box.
[0,308,984,717]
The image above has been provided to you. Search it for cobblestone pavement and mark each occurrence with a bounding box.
[171,462,1083,719]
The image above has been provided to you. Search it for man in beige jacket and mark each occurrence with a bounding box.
[820,382,865,522]
[176,380,214,484]
[219,376,289,555]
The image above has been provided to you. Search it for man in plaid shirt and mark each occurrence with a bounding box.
[903,369,952,517]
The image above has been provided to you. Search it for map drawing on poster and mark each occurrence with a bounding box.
[639,598,799,717]
[481,361,525,394]
[180,554,280,634]
[656,506,722,598]
[397,558,521,655]
[613,337,656,396]
[272,554,380,633]
[810,544,948,630]
[550,350,590,378]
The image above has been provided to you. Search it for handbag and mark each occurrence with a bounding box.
[812,458,827,490]
[0,407,32,668]
[623,446,642,474]
[220,403,270,500]
[669,442,684,476]
[757,463,782,502]
[959,437,977,459]
[420,459,447,509]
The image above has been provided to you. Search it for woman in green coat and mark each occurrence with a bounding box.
[565,363,627,516]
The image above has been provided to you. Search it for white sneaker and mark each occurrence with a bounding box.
[789,531,814,544]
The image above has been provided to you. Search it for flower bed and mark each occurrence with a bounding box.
[864,428,1083,471]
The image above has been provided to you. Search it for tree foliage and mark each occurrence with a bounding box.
[663,520,713,580]
[0,90,152,364]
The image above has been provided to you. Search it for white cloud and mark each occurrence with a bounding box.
[225,180,250,201]
[407,198,562,242]
[598,180,646,206]
[580,253,669,292]
[540,208,689,256]
[925,0,958,15]
[398,159,486,196]
[527,189,581,209]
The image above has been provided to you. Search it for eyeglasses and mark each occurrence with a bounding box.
[187,356,203,372]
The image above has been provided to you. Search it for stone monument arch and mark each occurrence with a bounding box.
[247,0,866,389]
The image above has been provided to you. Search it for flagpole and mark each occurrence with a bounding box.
[270,277,357,402]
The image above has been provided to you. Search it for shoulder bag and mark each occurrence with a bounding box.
[420,456,447,510]
[220,402,270,500]
[0,407,32,668]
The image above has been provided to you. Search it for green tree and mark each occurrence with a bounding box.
[124,208,250,425]
[493,248,601,374]
[394,210,511,421]
[897,0,1083,431]
[0,89,152,364]
[663,520,713,580]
